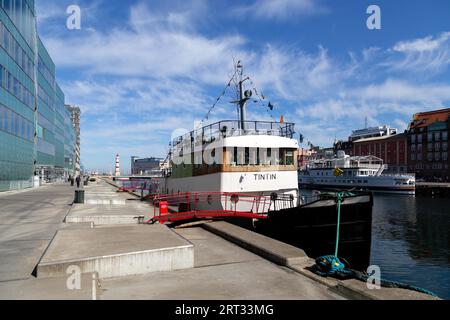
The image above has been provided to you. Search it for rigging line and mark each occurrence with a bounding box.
[247,76,265,100]
[202,67,239,123]
[240,76,269,120]
[246,75,275,121]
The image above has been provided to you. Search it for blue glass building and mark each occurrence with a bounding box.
[0,0,76,191]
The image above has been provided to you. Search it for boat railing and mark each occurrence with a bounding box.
[149,191,298,222]
[172,120,295,148]
[307,163,383,170]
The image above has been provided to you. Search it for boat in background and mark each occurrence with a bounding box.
[299,151,416,195]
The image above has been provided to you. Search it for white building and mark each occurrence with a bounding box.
[349,126,397,142]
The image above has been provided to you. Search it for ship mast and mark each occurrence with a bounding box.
[236,61,251,130]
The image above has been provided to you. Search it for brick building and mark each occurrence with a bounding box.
[352,133,408,174]
[407,109,450,181]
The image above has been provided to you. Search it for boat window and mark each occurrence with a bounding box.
[280,149,295,165]
[231,147,238,166]
[245,147,250,165]
[226,147,298,167]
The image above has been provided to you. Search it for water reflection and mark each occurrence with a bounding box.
[371,195,450,299]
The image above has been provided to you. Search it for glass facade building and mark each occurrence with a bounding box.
[0,0,76,191]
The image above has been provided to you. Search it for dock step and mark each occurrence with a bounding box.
[37,225,194,279]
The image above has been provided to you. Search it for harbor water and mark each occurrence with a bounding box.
[371,194,450,299]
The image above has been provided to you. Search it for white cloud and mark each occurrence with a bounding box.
[387,32,450,75]
[35,1,65,24]
[352,79,450,104]
[248,45,347,101]
[393,32,450,53]
[42,2,246,83]
[233,0,326,20]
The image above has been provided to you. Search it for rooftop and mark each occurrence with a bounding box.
[409,108,450,129]
[353,133,406,144]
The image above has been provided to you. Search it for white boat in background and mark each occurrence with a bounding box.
[298,151,416,195]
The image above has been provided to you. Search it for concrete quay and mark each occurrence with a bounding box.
[82,182,127,205]
[66,180,152,224]
[0,183,75,283]
[201,221,439,300]
[0,179,440,300]
[36,180,194,279]
[98,226,344,300]
[37,225,194,279]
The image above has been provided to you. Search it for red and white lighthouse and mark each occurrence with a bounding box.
[115,154,121,177]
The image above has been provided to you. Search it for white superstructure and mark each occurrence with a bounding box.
[298,151,415,195]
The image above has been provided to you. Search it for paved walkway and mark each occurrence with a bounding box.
[0,184,75,282]
[0,182,343,300]
[100,227,344,300]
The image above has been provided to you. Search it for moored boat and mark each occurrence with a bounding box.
[154,61,373,269]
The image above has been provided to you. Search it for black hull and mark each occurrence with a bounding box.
[230,192,373,270]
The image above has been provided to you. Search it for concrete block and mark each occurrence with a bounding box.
[84,199,126,205]
[66,204,148,225]
[37,225,194,279]
[66,215,144,225]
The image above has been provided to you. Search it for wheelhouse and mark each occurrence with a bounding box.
[168,120,299,179]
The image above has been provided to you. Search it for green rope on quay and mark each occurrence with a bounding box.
[334,192,343,257]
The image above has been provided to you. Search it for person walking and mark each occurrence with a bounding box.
[76,175,81,188]
[70,176,74,186]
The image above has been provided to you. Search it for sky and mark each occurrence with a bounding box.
[35,0,450,173]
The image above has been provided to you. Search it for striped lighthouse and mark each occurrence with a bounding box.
[115,154,121,177]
